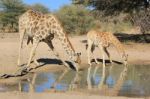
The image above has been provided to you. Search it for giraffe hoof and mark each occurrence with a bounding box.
[63,63,71,69]
[26,67,32,72]
[34,60,41,66]
[88,63,92,66]
[17,64,24,67]
[17,65,21,67]
[95,62,100,64]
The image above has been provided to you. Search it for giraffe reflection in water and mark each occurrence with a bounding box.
[18,73,37,92]
[50,69,82,91]
[48,63,129,95]
[87,63,129,96]
[17,64,129,96]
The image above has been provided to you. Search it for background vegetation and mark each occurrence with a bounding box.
[0,0,49,32]
[55,5,95,35]
[0,0,149,42]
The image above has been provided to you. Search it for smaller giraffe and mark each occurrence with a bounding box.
[86,29,128,89]
[87,29,128,66]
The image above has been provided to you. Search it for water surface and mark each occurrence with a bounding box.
[0,64,150,97]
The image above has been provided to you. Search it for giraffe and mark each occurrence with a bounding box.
[17,10,81,71]
[86,29,128,89]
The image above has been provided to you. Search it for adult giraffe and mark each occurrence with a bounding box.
[17,10,81,71]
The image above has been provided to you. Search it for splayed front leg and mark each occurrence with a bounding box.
[26,40,39,70]
[87,39,93,66]
[70,61,79,72]
[27,42,41,67]
[104,47,113,64]
[46,40,71,70]
[33,59,40,66]
[18,29,25,67]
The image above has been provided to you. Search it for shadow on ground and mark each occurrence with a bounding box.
[0,58,77,79]
[37,58,76,70]
[91,58,123,65]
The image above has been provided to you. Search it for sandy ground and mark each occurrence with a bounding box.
[0,33,150,73]
[0,92,145,99]
[0,33,150,99]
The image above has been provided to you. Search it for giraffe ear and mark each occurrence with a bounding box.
[76,52,81,56]
[74,52,81,56]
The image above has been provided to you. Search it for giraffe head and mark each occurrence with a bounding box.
[122,53,128,66]
[73,52,81,64]
[70,52,81,71]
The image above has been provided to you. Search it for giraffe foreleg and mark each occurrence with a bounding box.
[87,39,93,65]
[46,40,70,69]
[26,40,39,69]
[99,46,106,70]
[26,39,40,66]
[18,29,25,66]
[104,47,113,63]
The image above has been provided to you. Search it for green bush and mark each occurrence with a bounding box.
[0,0,50,33]
[0,0,26,32]
[28,3,49,14]
[55,5,95,35]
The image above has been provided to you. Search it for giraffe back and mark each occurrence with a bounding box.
[87,30,125,53]
[19,10,61,40]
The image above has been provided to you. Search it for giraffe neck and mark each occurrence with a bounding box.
[112,65,128,95]
[50,16,76,60]
[112,36,126,56]
[58,31,76,60]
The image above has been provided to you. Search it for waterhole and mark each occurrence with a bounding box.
[0,64,149,97]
